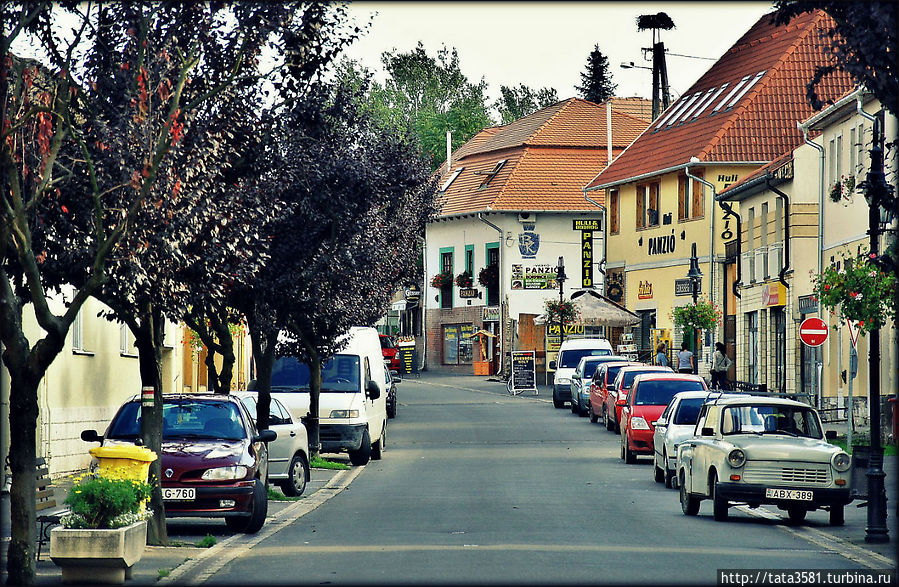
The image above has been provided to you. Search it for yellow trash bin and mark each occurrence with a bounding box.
[89,445,157,482]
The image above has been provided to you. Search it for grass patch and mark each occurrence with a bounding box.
[267,486,303,501]
[195,534,217,548]
[310,456,350,470]
[158,569,170,579]
[829,435,897,456]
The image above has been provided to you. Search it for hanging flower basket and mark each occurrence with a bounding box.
[544,298,580,325]
[813,250,896,333]
[672,299,720,331]
[455,271,473,288]
[478,264,498,288]
[430,271,453,289]
[828,174,856,203]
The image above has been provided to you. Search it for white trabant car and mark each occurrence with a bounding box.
[676,396,852,525]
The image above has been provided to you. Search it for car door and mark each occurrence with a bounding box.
[654,398,676,464]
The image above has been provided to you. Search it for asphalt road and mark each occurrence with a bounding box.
[192,374,897,585]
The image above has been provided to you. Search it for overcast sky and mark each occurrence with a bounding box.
[342,1,775,105]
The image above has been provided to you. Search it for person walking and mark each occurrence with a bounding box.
[710,342,733,389]
[676,341,694,374]
[655,343,669,367]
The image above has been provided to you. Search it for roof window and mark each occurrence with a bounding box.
[713,75,751,113]
[475,159,507,190]
[723,71,766,110]
[439,167,464,192]
[691,84,729,119]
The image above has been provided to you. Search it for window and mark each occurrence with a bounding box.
[485,244,499,307]
[836,134,843,181]
[678,173,705,220]
[440,249,453,309]
[442,324,474,365]
[760,202,769,278]
[772,308,786,393]
[636,183,659,228]
[439,167,464,192]
[849,127,857,177]
[120,324,137,357]
[476,160,506,190]
[678,175,688,221]
[828,138,836,186]
[609,189,620,234]
[746,311,758,384]
[855,123,865,174]
[746,207,756,282]
[774,198,784,243]
[72,307,84,352]
[465,245,474,276]
[691,173,704,219]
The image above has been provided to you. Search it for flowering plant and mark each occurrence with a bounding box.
[544,298,580,325]
[430,271,453,289]
[812,250,896,333]
[455,271,473,288]
[828,174,856,203]
[62,472,153,529]
[478,264,498,288]
[672,299,720,331]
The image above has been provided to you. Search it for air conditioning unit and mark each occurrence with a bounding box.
[517,212,535,223]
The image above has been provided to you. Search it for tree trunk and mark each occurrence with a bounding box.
[299,333,322,458]
[132,306,169,546]
[209,312,235,393]
[247,316,275,431]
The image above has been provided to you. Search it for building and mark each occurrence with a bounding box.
[426,98,649,374]
[583,10,855,374]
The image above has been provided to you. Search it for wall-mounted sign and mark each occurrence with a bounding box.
[482,306,500,322]
[404,285,421,305]
[798,294,818,314]
[647,232,677,256]
[459,288,479,299]
[581,230,594,288]
[573,219,601,231]
[510,264,558,290]
[547,323,585,336]
[638,280,653,300]
[675,278,702,297]
[606,269,624,303]
[518,226,540,259]
[762,282,786,307]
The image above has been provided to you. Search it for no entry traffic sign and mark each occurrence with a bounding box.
[799,317,829,347]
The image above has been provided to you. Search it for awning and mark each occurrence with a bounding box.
[534,289,640,327]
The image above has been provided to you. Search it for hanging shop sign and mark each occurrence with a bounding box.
[675,278,702,297]
[581,230,594,288]
[510,264,558,290]
[762,282,787,307]
[638,280,653,300]
[404,284,421,306]
[606,269,624,303]
[482,306,500,322]
[518,223,540,259]
[547,323,585,336]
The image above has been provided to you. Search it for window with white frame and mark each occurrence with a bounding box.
[760,202,769,278]
[855,122,866,175]
[72,307,85,351]
[747,206,756,282]
[120,324,137,356]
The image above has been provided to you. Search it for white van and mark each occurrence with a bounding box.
[548,338,613,408]
[264,327,388,466]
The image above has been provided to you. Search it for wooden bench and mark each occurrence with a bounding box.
[34,457,69,561]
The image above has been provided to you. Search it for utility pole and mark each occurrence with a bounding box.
[637,12,674,120]
[556,257,568,346]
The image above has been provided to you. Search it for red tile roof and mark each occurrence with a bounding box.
[609,97,654,122]
[717,149,795,201]
[585,10,855,190]
[435,98,649,217]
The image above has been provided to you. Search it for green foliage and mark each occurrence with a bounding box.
[196,534,217,548]
[158,569,171,579]
[455,271,473,288]
[813,250,897,332]
[62,474,153,529]
[544,299,581,326]
[575,44,617,104]
[829,174,856,203]
[310,456,351,470]
[430,271,454,289]
[495,84,559,124]
[477,264,498,288]
[672,299,721,331]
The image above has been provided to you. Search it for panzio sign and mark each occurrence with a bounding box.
[573,219,601,288]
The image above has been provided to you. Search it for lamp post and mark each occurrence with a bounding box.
[686,243,703,374]
[556,256,567,346]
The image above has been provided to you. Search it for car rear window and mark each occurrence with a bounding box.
[621,369,665,389]
[672,397,706,425]
[559,348,611,368]
[633,381,705,406]
[271,354,361,392]
[108,400,246,441]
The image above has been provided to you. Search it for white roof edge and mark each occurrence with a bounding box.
[798,85,869,131]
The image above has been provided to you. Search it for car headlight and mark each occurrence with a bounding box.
[201,466,248,481]
[727,449,746,468]
[630,416,650,430]
[556,378,571,385]
[832,451,851,472]
[329,410,359,419]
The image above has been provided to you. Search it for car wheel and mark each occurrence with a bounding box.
[372,424,386,461]
[680,472,700,516]
[387,398,396,419]
[787,506,807,525]
[279,453,309,497]
[570,400,578,414]
[711,472,728,521]
[663,450,674,489]
[349,429,372,466]
[227,478,267,534]
[604,407,614,431]
[654,461,665,483]
[624,435,636,464]
[620,435,625,460]
[829,505,845,526]
[614,419,620,434]
[552,392,564,409]
[588,404,598,423]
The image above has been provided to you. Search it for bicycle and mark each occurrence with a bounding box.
[505,373,523,395]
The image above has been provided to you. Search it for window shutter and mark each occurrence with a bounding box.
[636,185,645,228]
[678,176,687,220]
[692,175,704,218]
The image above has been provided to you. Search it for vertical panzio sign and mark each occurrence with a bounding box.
[141,386,154,407]
[573,219,600,289]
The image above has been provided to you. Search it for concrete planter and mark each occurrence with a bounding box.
[50,520,147,584]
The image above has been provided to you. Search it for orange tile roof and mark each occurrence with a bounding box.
[717,149,795,201]
[609,97,654,122]
[585,10,855,190]
[435,98,649,217]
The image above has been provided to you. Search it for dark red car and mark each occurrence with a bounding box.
[606,365,673,433]
[82,394,275,533]
[379,334,401,371]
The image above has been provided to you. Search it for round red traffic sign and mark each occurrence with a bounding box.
[799,317,829,347]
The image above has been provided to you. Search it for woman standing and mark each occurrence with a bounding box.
[710,342,733,389]
[655,343,669,367]
[676,342,694,374]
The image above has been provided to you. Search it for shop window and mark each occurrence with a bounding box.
[442,324,474,365]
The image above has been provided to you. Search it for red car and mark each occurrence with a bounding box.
[379,334,401,371]
[588,361,639,424]
[606,365,673,433]
[620,373,708,464]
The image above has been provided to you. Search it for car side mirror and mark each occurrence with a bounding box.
[653,419,666,427]
[81,429,102,443]
[616,398,627,406]
[366,380,381,400]
[549,360,557,370]
[825,430,837,440]
[572,373,580,379]
[255,429,277,443]
[701,427,715,437]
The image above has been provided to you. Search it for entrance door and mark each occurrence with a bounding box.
[801,343,821,407]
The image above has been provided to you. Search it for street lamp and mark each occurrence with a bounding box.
[556,256,567,346]
[686,243,703,374]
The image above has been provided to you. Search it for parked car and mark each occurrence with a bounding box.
[379,334,401,371]
[385,365,399,419]
[605,365,672,433]
[569,355,628,417]
[652,391,737,488]
[549,338,614,409]
[676,396,852,525]
[81,394,275,533]
[620,373,708,464]
[233,392,310,497]
[588,361,640,424]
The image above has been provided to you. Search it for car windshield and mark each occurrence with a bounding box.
[560,348,611,368]
[108,400,246,441]
[633,381,705,406]
[581,360,604,379]
[271,354,361,393]
[605,365,626,385]
[379,336,395,350]
[672,397,707,425]
[721,404,823,439]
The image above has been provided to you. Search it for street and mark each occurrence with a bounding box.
[164,374,897,585]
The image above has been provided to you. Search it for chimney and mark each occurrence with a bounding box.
[606,102,613,164]
[446,130,452,170]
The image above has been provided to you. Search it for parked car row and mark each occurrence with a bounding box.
[553,344,853,527]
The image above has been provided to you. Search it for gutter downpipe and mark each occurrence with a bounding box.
[419,235,428,371]
[685,162,717,355]
[478,212,504,376]
[765,177,791,288]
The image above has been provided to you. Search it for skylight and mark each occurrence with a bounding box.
[439,167,464,192]
[676,92,706,124]
[713,75,751,113]
[475,159,507,189]
[692,84,729,119]
[723,71,766,109]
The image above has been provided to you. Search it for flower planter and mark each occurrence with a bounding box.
[50,520,147,584]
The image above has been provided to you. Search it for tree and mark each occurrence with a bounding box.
[575,44,617,104]
[495,84,559,124]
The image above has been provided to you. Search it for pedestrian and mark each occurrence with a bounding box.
[655,343,668,367]
[710,342,733,389]
[676,341,694,374]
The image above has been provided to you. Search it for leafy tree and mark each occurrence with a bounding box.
[575,44,617,104]
[495,84,559,124]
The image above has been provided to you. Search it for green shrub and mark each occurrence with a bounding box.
[62,473,153,529]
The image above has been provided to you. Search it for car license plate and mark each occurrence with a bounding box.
[162,487,195,501]
[765,488,813,501]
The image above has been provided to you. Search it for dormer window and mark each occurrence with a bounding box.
[475,160,507,190]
